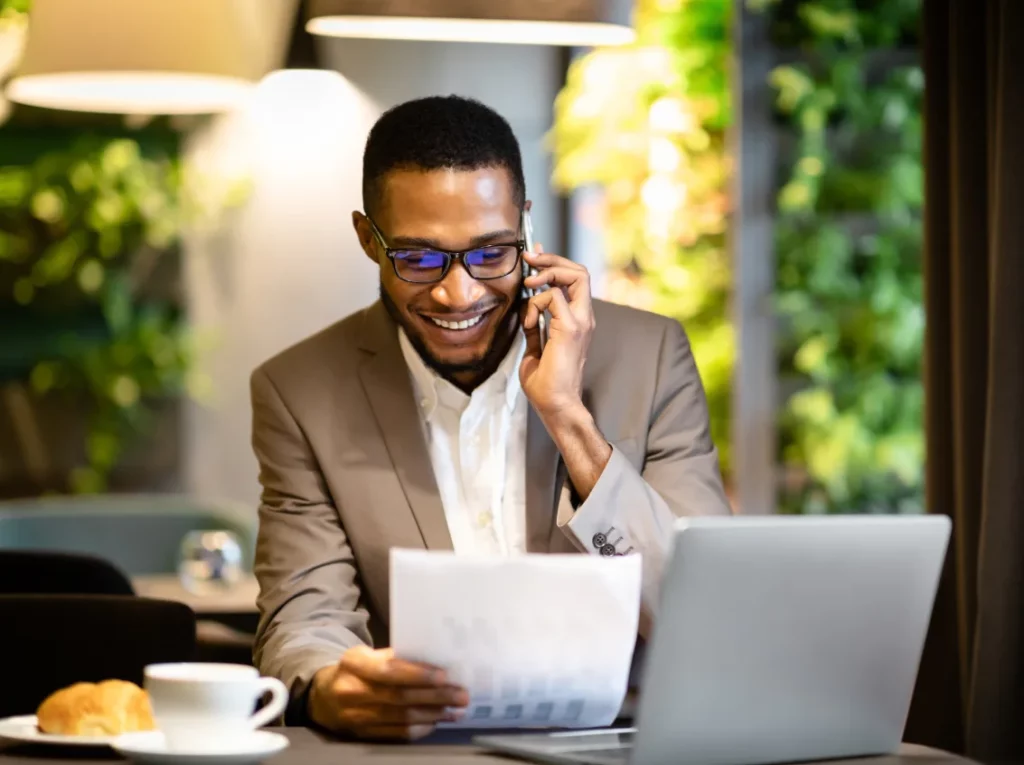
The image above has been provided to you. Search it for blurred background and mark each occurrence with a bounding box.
[12,1,1023,754]
[0,0,925,554]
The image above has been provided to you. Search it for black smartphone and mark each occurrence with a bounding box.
[520,208,547,351]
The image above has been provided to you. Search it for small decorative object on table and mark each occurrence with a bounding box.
[178,530,244,596]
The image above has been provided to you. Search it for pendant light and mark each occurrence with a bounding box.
[5,0,298,115]
[305,0,635,47]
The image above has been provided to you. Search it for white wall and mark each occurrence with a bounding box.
[184,39,563,508]
[319,38,562,249]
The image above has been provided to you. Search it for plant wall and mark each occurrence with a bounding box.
[0,124,245,494]
[550,0,734,479]
[754,0,924,513]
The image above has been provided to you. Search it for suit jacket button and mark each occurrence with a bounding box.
[592,533,607,548]
[600,544,616,557]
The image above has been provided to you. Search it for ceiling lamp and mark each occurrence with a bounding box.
[5,0,298,115]
[305,0,635,47]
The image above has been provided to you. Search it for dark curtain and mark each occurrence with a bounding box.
[905,0,1024,760]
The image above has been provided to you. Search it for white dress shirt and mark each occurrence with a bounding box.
[399,329,528,556]
[397,326,690,616]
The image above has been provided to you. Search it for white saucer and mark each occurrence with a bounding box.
[112,730,290,765]
[0,715,117,747]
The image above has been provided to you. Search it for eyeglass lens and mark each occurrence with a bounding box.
[393,245,519,283]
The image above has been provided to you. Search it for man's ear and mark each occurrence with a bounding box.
[351,211,378,264]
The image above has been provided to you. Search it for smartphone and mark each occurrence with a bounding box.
[520,208,547,351]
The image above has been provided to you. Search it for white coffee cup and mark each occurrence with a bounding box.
[144,663,287,752]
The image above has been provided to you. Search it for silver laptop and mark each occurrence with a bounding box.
[475,514,950,765]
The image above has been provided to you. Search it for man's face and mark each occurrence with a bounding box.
[355,166,523,378]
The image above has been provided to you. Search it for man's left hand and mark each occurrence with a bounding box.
[519,247,595,420]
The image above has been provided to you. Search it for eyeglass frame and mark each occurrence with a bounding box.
[365,214,527,284]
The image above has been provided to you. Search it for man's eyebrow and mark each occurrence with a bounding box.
[389,229,519,249]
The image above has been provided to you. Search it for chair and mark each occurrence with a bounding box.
[0,547,255,668]
[0,594,196,718]
[0,549,133,595]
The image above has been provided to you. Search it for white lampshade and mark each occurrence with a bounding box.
[5,0,299,115]
[306,0,635,46]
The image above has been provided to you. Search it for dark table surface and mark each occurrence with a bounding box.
[0,728,979,765]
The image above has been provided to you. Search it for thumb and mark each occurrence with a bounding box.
[519,301,542,358]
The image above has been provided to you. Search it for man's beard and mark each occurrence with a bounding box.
[380,285,521,379]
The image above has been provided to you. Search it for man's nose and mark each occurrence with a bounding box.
[432,261,486,310]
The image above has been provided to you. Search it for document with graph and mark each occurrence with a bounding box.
[390,549,643,729]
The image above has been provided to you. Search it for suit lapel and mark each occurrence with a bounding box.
[355,301,570,554]
[357,303,453,551]
[525,405,565,552]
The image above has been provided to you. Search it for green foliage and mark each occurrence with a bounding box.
[0,0,30,17]
[0,0,29,34]
[756,0,924,513]
[550,0,735,478]
[0,132,245,493]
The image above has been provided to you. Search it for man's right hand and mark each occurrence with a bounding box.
[308,646,470,741]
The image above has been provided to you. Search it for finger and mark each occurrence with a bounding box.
[524,266,592,305]
[375,685,470,708]
[523,248,585,271]
[354,724,436,742]
[527,286,574,326]
[518,302,543,376]
[522,316,542,360]
[329,675,468,709]
[520,294,540,333]
[345,704,460,726]
[341,646,447,687]
[377,705,462,724]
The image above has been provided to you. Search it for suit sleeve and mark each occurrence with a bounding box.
[250,366,372,724]
[556,319,732,616]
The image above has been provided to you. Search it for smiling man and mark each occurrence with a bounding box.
[250,95,731,741]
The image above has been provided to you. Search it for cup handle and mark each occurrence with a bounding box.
[249,677,289,729]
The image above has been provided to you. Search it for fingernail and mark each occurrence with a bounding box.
[431,670,447,684]
[409,725,433,740]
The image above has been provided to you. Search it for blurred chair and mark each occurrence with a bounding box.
[0,594,196,718]
[0,549,133,595]
[0,519,257,668]
[0,493,256,575]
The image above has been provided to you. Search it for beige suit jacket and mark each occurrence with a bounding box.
[250,299,731,722]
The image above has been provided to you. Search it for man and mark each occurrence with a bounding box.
[250,95,731,741]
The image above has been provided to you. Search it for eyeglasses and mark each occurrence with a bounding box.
[366,216,525,284]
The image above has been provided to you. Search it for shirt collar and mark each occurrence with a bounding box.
[398,328,525,419]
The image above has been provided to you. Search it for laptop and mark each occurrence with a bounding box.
[474,514,951,765]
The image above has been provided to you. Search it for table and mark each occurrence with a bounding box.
[131,575,260,614]
[0,728,978,765]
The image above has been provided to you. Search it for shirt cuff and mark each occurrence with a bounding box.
[556,445,636,557]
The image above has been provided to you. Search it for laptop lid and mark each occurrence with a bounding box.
[630,514,950,765]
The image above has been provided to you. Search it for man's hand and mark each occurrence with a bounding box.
[309,646,469,741]
[519,247,595,419]
[520,247,611,502]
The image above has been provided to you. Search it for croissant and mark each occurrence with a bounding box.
[36,680,156,737]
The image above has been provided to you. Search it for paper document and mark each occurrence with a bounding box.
[390,549,642,729]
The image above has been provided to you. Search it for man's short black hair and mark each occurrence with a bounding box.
[362,94,526,218]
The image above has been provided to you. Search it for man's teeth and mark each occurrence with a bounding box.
[430,315,484,330]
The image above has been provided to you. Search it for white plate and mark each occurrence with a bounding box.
[0,715,118,747]
[112,730,290,765]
